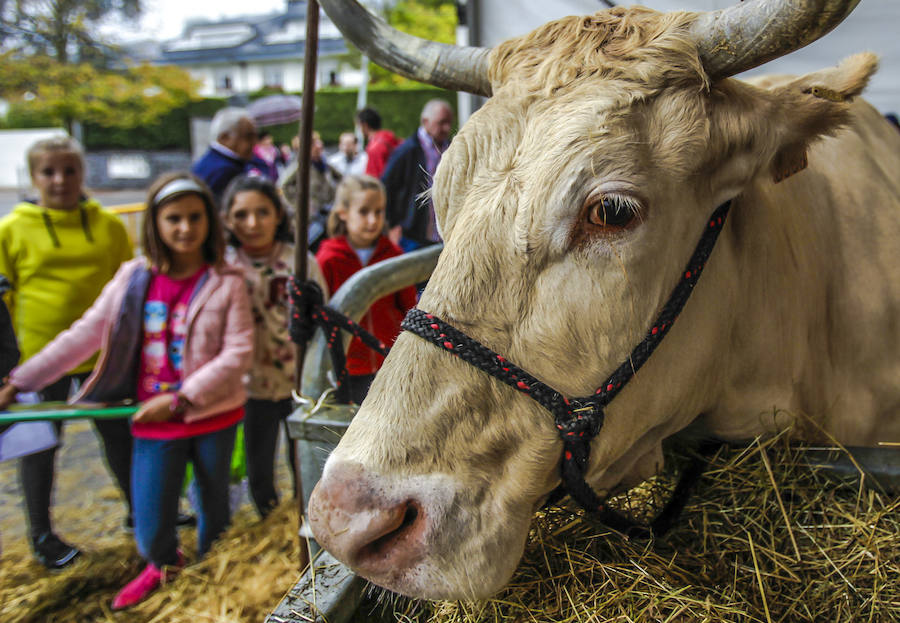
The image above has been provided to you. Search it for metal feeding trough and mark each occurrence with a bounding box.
[267,244,441,623]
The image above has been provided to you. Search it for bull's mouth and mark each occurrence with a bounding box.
[309,461,522,600]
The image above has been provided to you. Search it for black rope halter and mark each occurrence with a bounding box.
[402,201,731,526]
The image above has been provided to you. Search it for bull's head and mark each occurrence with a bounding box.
[309,0,876,600]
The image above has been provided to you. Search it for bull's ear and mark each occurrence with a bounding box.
[766,53,878,183]
[706,53,878,189]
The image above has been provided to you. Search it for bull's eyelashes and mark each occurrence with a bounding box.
[583,192,641,232]
[567,188,645,247]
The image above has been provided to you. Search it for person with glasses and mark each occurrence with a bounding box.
[191,107,259,204]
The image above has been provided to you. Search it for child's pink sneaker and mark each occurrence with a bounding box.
[111,553,183,610]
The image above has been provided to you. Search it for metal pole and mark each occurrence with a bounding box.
[294,0,320,573]
[355,55,369,146]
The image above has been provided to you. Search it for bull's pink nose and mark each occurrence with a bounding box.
[308,461,426,576]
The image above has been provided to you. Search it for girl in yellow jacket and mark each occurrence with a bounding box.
[0,136,133,569]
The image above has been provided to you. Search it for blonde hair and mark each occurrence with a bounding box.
[327,174,386,238]
[27,135,86,177]
[294,130,323,151]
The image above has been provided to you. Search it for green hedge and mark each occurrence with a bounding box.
[81,98,224,151]
[4,87,458,151]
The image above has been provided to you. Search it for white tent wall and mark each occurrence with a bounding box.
[0,128,66,190]
[458,0,899,119]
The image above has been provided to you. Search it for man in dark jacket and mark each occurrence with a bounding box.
[191,108,258,203]
[381,99,453,251]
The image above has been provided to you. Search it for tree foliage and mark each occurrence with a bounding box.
[1,0,142,64]
[367,0,458,86]
[0,52,199,131]
[0,1,200,133]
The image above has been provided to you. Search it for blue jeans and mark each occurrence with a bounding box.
[244,398,296,518]
[132,425,236,567]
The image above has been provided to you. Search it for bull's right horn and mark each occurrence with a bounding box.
[318,0,492,96]
[692,0,861,80]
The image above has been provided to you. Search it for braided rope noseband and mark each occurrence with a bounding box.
[401,201,731,515]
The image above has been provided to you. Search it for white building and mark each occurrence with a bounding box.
[147,0,361,97]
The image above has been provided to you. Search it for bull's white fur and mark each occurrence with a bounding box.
[310,7,900,601]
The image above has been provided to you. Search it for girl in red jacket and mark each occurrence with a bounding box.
[316,175,417,404]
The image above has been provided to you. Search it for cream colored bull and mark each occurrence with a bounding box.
[308,0,900,601]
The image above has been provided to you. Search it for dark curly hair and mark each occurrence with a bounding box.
[355,107,382,130]
[221,174,293,247]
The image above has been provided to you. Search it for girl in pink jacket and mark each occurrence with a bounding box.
[0,172,254,610]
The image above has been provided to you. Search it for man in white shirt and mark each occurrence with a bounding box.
[326,132,368,178]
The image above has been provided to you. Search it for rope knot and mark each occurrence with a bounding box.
[288,275,391,404]
[288,277,325,345]
[555,398,604,440]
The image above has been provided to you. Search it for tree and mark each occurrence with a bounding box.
[361,0,458,87]
[0,52,199,134]
[1,0,142,65]
[0,1,200,135]
[388,0,456,42]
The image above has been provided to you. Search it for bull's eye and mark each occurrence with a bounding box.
[586,194,639,229]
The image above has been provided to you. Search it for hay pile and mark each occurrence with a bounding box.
[367,435,900,623]
[2,428,897,623]
[0,500,304,623]
[0,419,306,623]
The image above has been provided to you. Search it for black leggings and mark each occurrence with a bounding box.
[18,374,133,538]
[244,398,296,517]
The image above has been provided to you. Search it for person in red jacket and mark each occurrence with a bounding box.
[316,175,417,404]
[357,107,400,178]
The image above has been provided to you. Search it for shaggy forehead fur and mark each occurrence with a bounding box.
[489,8,706,97]
[479,7,715,199]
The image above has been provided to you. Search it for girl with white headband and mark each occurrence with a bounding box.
[0,171,253,609]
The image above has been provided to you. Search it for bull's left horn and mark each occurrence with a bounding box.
[318,0,492,96]
[692,0,861,80]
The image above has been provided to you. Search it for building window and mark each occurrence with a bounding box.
[215,70,233,92]
[264,65,284,89]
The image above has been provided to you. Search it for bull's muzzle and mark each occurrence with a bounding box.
[308,461,428,582]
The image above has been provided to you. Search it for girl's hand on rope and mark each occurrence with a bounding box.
[0,383,19,410]
[133,393,177,424]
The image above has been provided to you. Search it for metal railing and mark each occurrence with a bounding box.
[270,243,441,623]
[109,203,145,254]
[288,243,441,513]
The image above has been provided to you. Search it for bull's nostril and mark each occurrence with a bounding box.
[402,503,419,527]
[358,500,424,563]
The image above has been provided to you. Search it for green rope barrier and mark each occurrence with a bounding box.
[0,402,137,425]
